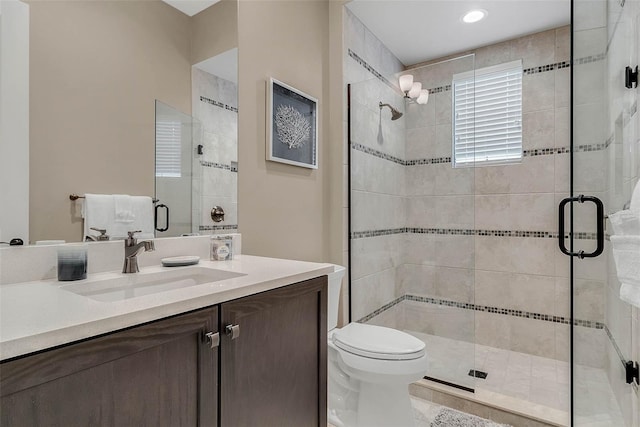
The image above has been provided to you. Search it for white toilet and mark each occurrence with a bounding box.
[327,265,428,427]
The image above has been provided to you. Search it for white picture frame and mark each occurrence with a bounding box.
[266,77,318,169]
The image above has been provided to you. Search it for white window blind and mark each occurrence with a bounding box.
[452,60,523,167]
[155,121,182,178]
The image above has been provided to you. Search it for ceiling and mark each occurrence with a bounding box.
[193,48,238,84]
[346,0,570,66]
[161,0,220,16]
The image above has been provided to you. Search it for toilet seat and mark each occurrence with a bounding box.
[332,323,426,360]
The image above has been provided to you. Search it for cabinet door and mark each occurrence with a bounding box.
[0,307,218,427]
[220,276,327,427]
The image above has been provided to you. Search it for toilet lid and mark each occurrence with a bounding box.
[332,323,426,360]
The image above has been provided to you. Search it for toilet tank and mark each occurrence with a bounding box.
[327,265,346,331]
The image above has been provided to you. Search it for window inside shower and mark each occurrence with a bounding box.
[452,60,523,167]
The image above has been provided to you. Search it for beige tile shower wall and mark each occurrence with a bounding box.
[401,28,588,362]
[345,8,405,321]
[191,69,238,232]
[602,0,640,423]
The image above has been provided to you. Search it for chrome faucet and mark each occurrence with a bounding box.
[122,230,155,273]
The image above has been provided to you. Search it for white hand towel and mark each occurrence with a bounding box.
[110,196,154,240]
[609,210,640,236]
[131,196,154,238]
[83,194,115,240]
[114,194,135,223]
[610,235,640,308]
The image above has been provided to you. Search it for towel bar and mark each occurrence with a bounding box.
[69,194,159,203]
[605,200,632,220]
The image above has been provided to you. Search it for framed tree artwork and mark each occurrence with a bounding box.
[267,77,318,169]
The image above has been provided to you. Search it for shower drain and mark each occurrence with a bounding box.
[468,369,488,379]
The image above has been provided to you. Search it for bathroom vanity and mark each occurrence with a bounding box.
[0,242,331,426]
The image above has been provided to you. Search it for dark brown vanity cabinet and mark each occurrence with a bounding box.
[0,276,327,427]
[220,276,327,427]
[0,307,219,427]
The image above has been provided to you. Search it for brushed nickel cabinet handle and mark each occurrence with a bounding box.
[204,331,220,349]
[225,324,240,340]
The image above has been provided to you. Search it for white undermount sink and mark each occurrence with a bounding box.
[61,267,246,302]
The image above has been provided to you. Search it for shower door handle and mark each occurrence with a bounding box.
[154,203,169,232]
[558,195,604,258]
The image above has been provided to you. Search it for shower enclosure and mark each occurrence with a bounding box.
[347,0,638,424]
[154,100,202,238]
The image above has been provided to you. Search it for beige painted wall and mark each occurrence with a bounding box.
[28,0,346,263]
[28,0,192,243]
[237,0,337,263]
[27,0,240,243]
[191,0,238,65]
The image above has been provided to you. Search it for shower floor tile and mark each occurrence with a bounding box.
[406,331,625,426]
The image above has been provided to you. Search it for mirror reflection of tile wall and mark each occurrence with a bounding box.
[191,68,238,234]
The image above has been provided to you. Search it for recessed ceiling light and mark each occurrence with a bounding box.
[462,9,488,24]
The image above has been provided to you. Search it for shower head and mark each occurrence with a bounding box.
[379,102,403,120]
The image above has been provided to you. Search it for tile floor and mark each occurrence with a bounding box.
[407,331,625,426]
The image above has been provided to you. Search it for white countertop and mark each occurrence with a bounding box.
[0,255,334,361]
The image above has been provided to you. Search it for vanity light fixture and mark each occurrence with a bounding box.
[462,9,488,24]
[398,74,430,105]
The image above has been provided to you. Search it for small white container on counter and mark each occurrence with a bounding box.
[210,235,233,261]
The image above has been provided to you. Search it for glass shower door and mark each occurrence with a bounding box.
[154,100,202,238]
[349,53,477,391]
[571,0,638,425]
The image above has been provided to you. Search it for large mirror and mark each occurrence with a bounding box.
[0,0,238,244]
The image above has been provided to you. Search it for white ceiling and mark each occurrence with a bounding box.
[161,0,220,17]
[346,0,570,66]
[193,48,238,84]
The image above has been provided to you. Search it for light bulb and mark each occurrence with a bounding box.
[416,89,430,105]
[408,82,422,99]
[399,74,414,93]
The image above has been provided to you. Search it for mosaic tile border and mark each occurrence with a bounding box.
[358,296,406,323]
[621,100,638,127]
[523,147,570,157]
[351,228,406,238]
[604,323,630,370]
[351,143,405,165]
[350,227,598,240]
[200,96,238,113]
[348,45,604,102]
[573,53,606,65]
[198,224,238,231]
[347,49,394,88]
[605,134,615,148]
[357,294,605,331]
[351,142,611,166]
[200,160,238,173]
[405,157,452,165]
[427,84,451,94]
[523,60,571,75]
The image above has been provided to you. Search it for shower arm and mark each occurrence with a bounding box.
[378,102,403,120]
